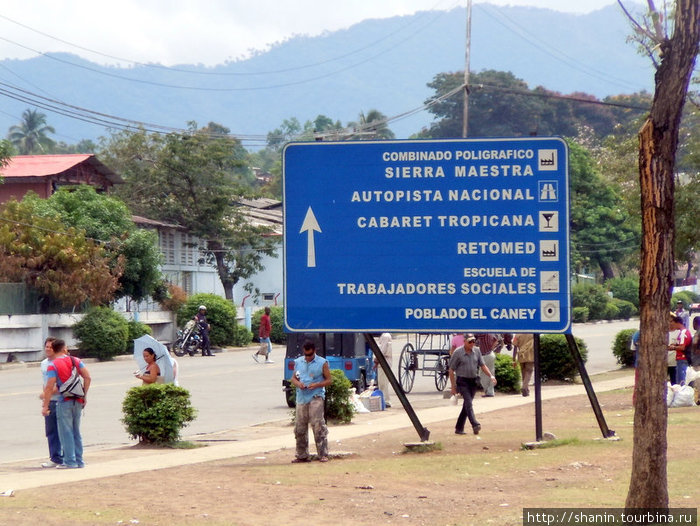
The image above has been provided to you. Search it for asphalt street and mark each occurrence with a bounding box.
[1,319,638,465]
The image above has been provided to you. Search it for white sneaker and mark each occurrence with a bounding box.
[252,353,260,363]
[265,359,274,364]
[41,461,59,468]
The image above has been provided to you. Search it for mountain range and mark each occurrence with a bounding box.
[0,2,652,149]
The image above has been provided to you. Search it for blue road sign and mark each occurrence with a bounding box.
[283,137,570,333]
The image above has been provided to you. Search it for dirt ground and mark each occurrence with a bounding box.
[1,388,698,526]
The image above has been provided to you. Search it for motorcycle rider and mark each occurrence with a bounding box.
[194,305,213,357]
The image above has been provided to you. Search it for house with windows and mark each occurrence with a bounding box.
[132,215,223,298]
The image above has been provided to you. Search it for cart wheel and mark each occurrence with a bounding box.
[435,356,449,391]
[399,343,416,393]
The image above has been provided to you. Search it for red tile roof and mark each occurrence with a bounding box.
[1,154,122,183]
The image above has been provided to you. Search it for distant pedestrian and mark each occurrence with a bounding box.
[512,333,534,397]
[291,340,332,463]
[39,337,62,468]
[449,334,497,435]
[674,300,690,329]
[374,333,393,408]
[474,333,503,397]
[253,307,274,363]
[41,339,91,469]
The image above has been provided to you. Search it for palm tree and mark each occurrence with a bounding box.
[8,109,56,154]
[348,109,395,140]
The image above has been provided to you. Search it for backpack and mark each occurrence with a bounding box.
[58,356,85,399]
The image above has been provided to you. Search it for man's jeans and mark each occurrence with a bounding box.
[676,359,689,385]
[56,399,84,468]
[45,400,63,464]
[479,352,496,395]
[294,396,328,459]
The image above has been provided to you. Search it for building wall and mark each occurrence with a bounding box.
[232,240,283,309]
[0,182,50,203]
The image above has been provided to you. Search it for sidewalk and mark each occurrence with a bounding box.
[0,372,635,493]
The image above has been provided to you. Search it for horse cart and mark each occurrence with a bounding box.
[398,333,453,393]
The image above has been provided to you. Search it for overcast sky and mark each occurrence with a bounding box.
[0,0,622,67]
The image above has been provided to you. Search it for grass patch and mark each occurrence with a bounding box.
[165,440,202,449]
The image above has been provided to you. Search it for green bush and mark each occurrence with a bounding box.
[572,307,589,323]
[177,293,237,347]
[251,306,286,344]
[232,324,253,347]
[494,352,520,393]
[613,328,638,367]
[72,307,129,361]
[607,276,639,308]
[539,334,588,382]
[610,298,637,319]
[122,384,197,444]
[325,369,355,423]
[572,284,610,320]
[126,320,152,354]
[601,301,620,320]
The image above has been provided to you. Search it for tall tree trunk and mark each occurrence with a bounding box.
[626,0,699,509]
[209,240,235,301]
[598,259,616,281]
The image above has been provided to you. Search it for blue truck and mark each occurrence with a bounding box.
[283,332,377,407]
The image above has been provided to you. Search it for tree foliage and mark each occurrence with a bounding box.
[24,186,163,302]
[568,141,639,280]
[419,70,648,139]
[0,199,121,309]
[99,123,277,300]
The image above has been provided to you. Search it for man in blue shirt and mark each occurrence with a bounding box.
[291,340,332,463]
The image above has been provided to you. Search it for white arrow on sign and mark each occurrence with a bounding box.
[300,206,322,267]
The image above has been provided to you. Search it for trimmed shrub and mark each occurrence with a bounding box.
[72,307,129,361]
[607,276,639,308]
[126,320,152,354]
[572,307,589,323]
[122,384,197,444]
[539,334,588,382]
[325,369,355,423]
[177,293,237,347]
[251,306,286,344]
[613,328,638,367]
[610,298,637,319]
[232,324,253,347]
[494,352,520,393]
[601,301,620,320]
[572,283,610,320]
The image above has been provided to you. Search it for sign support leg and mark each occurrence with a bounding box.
[534,334,543,442]
[364,333,430,442]
[565,333,614,438]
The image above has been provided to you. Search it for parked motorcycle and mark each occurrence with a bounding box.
[172,319,204,357]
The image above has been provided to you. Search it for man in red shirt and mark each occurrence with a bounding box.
[41,339,91,469]
[253,307,274,364]
[669,314,692,385]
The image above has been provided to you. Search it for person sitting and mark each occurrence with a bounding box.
[135,348,161,384]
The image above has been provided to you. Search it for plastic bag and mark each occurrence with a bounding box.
[670,385,695,408]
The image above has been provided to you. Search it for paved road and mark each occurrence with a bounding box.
[1,319,637,465]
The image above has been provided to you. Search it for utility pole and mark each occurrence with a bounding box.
[462,0,472,138]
